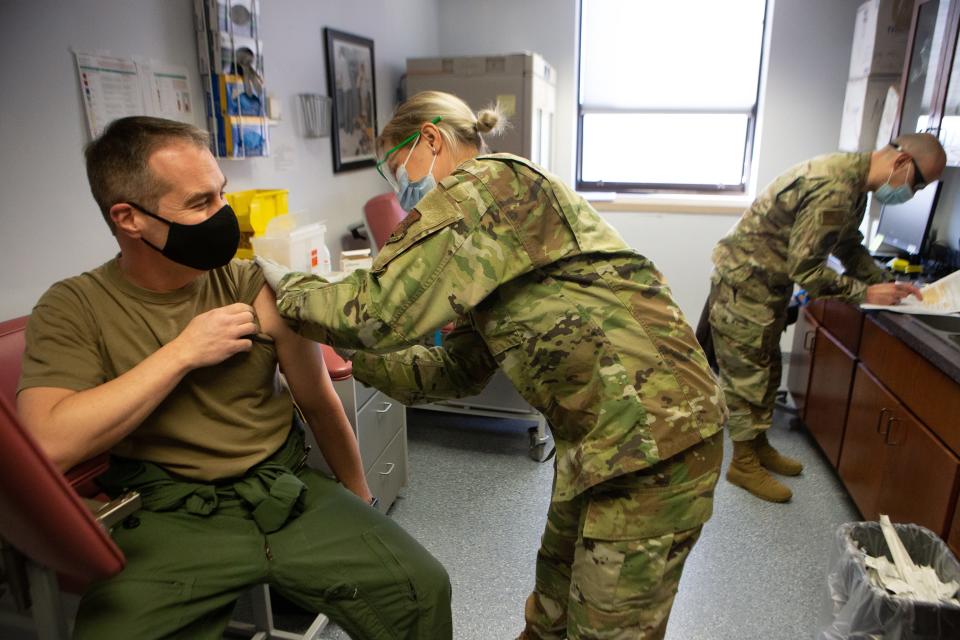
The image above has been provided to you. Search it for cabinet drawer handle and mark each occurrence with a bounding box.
[884,417,903,446]
[876,408,891,434]
[378,462,396,476]
[803,330,816,351]
[376,402,393,415]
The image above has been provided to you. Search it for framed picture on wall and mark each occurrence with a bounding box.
[324,28,378,172]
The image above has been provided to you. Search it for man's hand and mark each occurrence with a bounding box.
[865,282,924,306]
[170,303,258,369]
[255,256,293,292]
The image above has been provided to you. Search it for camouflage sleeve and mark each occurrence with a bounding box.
[832,227,893,285]
[275,171,535,351]
[786,195,869,302]
[349,321,499,405]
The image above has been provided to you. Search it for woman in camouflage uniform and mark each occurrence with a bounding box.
[259,91,727,640]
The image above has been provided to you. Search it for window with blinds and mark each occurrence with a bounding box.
[577,0,768,193]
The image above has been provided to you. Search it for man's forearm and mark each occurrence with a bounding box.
[302,406,372,501]
[18,342,192,471]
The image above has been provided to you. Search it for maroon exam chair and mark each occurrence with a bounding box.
[0,316,137,638]
[0,317,328,639]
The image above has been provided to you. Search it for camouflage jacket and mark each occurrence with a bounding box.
[712,152,891,304]
[276,154,725,500]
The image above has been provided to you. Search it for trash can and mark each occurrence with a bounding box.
[819,521,960,639]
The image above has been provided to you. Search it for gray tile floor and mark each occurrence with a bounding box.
[319,405,860,640]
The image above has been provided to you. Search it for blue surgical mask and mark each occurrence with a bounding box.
[394,136,438,211]
[874,166,915,205]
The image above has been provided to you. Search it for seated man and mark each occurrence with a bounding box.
[16,116,451,639]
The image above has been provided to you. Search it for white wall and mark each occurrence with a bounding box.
[0,0,868,322]
[753,0,862,189]
[437,0,862,329]
[0,0,439,318]
[436,0,579,183]
[436,0,861,190]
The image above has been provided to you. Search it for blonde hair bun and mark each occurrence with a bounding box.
[379,91,506,154]
[477,106,506,136]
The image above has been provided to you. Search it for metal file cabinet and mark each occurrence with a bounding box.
[303,349,408,514]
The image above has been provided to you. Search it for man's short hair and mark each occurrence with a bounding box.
[84,116,210,233]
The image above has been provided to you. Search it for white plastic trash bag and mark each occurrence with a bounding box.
[819,521,960,640]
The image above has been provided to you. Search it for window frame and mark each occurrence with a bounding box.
[574,1,770,195]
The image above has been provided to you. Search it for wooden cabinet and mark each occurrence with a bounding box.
[804,328,857,467]
[896,0,960,162]
[860,317,960,455]
[839,364,960,536]
[787,308,819,418]
[839,365,896,520]
[798,307,960,550]
[939,0,960,163]
[879,401,960,537]
[821,300,864,355]
[949,497,960,553]
[809,298,827,324]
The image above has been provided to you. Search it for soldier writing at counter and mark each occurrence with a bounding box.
[707,133,946,503]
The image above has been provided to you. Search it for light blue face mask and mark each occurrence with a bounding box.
[394,135,438,211]
[874,165,915,205]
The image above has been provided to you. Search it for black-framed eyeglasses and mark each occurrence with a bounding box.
[892,143,928,190]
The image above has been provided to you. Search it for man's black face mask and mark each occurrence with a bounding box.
[128,202,240,271]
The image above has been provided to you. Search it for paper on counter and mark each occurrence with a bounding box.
[861,270,960,315]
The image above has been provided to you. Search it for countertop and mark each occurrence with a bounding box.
[867,311,960,385]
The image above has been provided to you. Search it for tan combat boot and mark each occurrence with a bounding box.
[727,439,792,502]
[755,431,804,476]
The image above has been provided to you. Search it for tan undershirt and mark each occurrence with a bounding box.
[19,257,293,481]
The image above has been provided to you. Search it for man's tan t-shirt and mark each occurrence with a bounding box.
[18,258,293,481]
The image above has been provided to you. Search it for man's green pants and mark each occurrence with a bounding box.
[520,433,722,640]
[73,431,452,639]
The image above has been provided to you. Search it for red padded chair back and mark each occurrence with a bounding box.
[321,344,352,382]
[363,192,408,250]
[0,316,125,585]
[0,317,27,405]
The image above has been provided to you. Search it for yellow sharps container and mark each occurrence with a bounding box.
[225,189,289,259]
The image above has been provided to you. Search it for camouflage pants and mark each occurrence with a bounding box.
[520,433,722,640]
[708,278,789,442]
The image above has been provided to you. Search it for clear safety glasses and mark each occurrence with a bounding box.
[375,116,442,190]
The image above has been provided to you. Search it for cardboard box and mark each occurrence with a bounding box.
[848,0,911,79]
[340,249,373,273]
[875,85,901,149]
[406,52,557,168]
[839,76,901,151]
